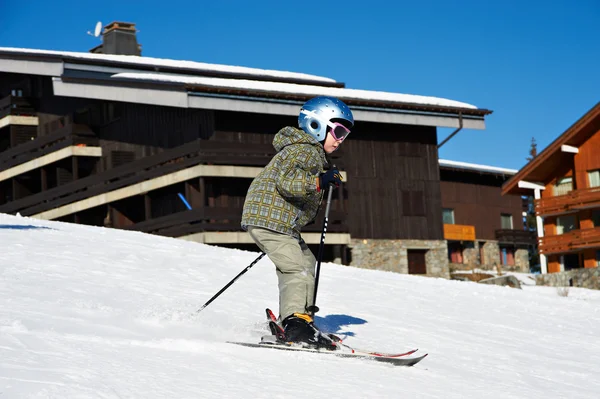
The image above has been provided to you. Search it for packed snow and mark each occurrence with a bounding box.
[1,213,599,398]
[439,159,518,175]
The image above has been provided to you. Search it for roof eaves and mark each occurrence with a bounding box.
[182,83,491,118]
[0,47,344,88]
[439,159,517,175]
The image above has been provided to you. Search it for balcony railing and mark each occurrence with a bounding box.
[495,229,537,246]
[535,186,600,216]
[539,226,600,255]
[0,95,35,119]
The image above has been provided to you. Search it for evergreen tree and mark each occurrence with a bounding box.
[526,137,538,162]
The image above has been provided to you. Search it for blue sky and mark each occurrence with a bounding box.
[1,0,598,170]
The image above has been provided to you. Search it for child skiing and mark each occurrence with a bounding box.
[241,96,354,349]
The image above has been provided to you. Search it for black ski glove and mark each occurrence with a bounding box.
[318,168,343,191]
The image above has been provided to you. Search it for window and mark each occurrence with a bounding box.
[554,177,573,196]
[588,170,600,188]
[501,213,513,229]
[442,208,455,224]
[593,210,600,228]
[556,214,577,235]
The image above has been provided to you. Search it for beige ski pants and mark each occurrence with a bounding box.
[247,226,316,320]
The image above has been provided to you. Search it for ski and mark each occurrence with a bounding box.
[227,340,428,367]
[256,308,425,364]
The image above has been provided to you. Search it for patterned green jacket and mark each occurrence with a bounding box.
[241,126,327,238]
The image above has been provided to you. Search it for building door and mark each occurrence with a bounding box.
[447,242,463,263]
[407,250,427,274]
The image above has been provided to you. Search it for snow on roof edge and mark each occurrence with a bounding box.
[112,72,479,110]
[439,159,518,175]
[0,47,337,84]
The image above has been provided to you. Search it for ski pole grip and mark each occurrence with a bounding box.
[329,164,339,187]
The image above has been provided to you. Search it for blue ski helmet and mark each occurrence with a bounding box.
[298,96,354,141]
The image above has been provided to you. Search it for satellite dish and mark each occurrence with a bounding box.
[94,21,102,37]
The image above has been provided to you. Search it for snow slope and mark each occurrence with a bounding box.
[1,213,599,398]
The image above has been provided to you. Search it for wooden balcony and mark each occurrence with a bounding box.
[539,227,600,255]
[495,229,537,246]
[535,186,600,216]
[444,224,475,241]
[0,95,35,119]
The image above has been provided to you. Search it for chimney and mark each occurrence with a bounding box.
[90,22,142,56]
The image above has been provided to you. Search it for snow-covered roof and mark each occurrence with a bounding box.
[0,47,483,111]
[439,159,518,175]
[113,72,478,110]
[0,47,336,84]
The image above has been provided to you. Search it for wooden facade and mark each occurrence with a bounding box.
[503,102,600,273]
[440,170,524,241]
[440,164,534,268]
[0,43,490,267]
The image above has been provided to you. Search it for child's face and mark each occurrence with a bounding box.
[323,132,342,154]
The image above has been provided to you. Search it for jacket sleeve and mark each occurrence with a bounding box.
[276,147,320,199]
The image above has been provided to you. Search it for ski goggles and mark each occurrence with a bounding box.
[301,110,352,142]
[328,122,351,142]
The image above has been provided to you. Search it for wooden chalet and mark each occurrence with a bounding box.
[439,160,535,272]
[502,102,600,273]
[0,22,492,275]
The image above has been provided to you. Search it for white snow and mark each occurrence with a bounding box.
[113,72,479,109]
[1,213,599,398]
[0,47,336,83]
[0,47,479,109]
[439,159,518,175]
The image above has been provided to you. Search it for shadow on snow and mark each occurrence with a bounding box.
[0,224,53,230]
[314,314,367,337]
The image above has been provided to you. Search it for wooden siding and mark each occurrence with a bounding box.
[440,177,523,241]
[342,122,442,239]
[213,112,443,240]
[574,125,600,189]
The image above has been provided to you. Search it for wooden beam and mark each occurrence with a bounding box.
[561,144,579,153]
[517,180,546,191]
[0,146,102,182]
[0,115,38,130]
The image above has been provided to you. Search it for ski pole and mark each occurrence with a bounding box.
[307,183,335,316]
[197,252,266,313]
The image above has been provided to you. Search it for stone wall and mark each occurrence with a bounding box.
[349,239,449,278]
[481,241,500,269]
[348,238,530,279]
[462,242,478,266]
[515,249,529,273]
[535,268,600,290]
